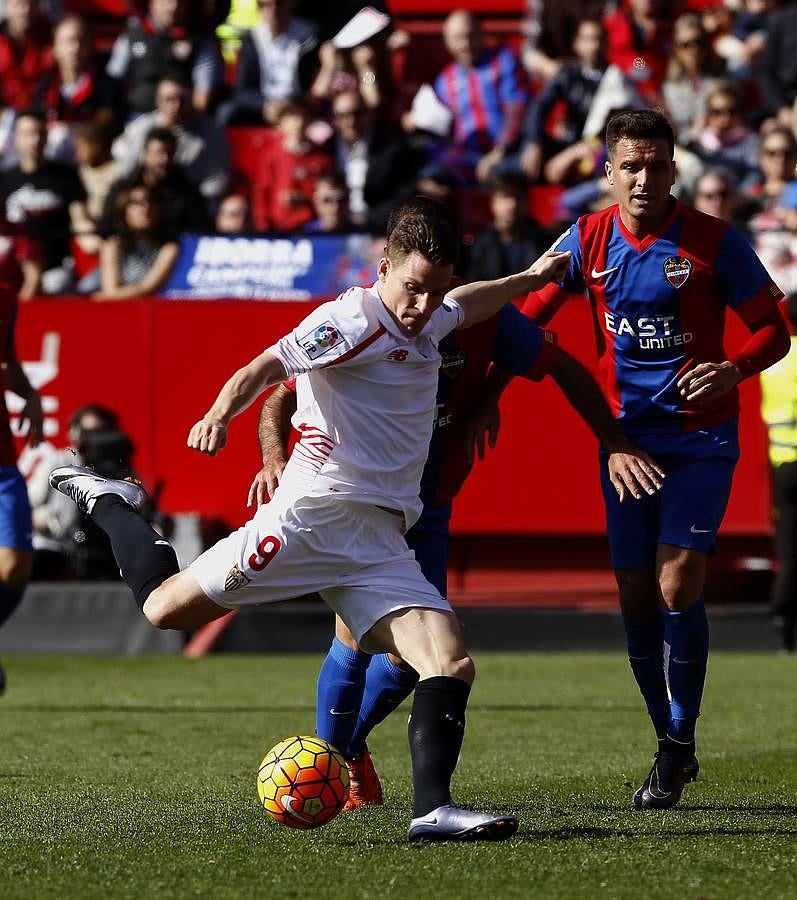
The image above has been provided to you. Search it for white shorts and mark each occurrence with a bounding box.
[189,493,452,642]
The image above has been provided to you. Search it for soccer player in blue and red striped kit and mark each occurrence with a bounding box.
[521,108,790,808]
[251,198,663,810]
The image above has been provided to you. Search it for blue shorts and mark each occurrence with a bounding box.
[0,466,33,550]
[406,502,452,598]
[599,420,739,569]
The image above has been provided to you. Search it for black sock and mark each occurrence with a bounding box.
[91,495,179,609]
[408,675,470,818]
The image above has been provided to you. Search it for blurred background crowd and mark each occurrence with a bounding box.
[0,0,794,300]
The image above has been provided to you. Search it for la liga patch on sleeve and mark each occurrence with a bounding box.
[296,321,345,360]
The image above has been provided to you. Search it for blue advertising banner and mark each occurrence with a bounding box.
[161,233,381,300]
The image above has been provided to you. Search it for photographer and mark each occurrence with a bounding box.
[29,405,137,579]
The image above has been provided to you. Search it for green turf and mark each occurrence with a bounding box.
[1,653,795,899]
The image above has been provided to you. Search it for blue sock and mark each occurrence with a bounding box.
[315,638,372,755]
[622,613,670,741]
[0,584,24,629]
[349,653,419,756]
[663,599,709,746]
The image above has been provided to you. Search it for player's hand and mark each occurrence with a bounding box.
[607,447,665,502]
[187,417,227,456]
[677,361,742,405]
[247,456,286,507]
[20,393,43,446]
[464,395,501,466]
[528,250,571,288]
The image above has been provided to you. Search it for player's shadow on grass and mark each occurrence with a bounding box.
[516,823,797,841]
[4,704,318,714]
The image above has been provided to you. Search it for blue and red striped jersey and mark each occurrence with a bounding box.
[434,46,528,154]
[527,201,784,432]
[421,302,555,507]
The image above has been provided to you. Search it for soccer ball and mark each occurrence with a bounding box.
[256,735,350,829]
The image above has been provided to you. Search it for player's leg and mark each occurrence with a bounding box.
[636,427,737,809]
[315,615,372,752]
[346,514,449,756]
[48,465,229,628]
[0,467,35,694]
[600,451,670,744]
[364,606,517,842]
[771,462,797,652]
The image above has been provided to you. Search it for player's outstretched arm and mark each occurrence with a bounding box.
[188,350,289,456]
[449,250,571,328]
[247,384,298,507]
[549,347,665,501]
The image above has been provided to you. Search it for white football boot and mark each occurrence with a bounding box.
[49,465,147,515]
[408,804,519,842]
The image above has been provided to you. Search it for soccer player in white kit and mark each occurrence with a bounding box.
[49,199,570,842]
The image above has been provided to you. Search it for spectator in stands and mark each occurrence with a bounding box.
[28,403,119,580]
[0,0,52,112]
[217,0,318,126]
[94,181,179,300]
[309,7,392,112]
[663,13,724,141]
[1,108,93,296]
[408,10,529,187]
[757,0,797,126]
[760,289,797,654]
[713,0,772,78]
[0,0,60,21]
[252,98,332,232]
[740,125,797,235]
[326,88,421,233]
[466,171,550,282]
[100,127,211,239]
[75,116,119,228]
[754,180,797,300]
[521,19,640,182]
[522,0,608,81]
[683,80,761,191]
[112,74,230,204]
[34,16,119,166]
[603,0,673,106]
[106,0,224,117]
[691,166,739,224]
[303,171,356,234]
[215,191,251,233]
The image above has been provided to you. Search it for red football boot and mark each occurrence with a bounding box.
[343,750,384,812]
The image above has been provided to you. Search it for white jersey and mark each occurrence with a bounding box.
[268,284,463,529]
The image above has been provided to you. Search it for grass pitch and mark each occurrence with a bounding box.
[1,652,795,900]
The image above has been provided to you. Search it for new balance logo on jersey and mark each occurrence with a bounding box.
[386,349,409,362]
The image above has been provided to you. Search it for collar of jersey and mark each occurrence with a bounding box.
[615,197,681,252]
[367,283,421,342]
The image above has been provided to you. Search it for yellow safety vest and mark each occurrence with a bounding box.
[760,335,797,466]
[216,0,261,63]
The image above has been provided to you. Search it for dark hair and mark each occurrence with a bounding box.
[15,107,47,127]
[385,196,460,266]
[315,171,347,193]
[144,127,177,150]
[605,108,675,159]
[68,404,119,440]
[488,170,529,197]
[111,181,166,252]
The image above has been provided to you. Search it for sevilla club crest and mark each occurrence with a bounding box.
[663,256,692,288]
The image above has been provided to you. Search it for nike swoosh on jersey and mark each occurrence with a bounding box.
[591,266,620,278]
[329,708,356,716]
[690,526,712,534]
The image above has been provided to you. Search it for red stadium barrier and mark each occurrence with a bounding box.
[14,297,772,538]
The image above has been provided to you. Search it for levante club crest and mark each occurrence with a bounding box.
[663,256,692,288]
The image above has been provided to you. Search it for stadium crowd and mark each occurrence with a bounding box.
[0,0,794,298]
